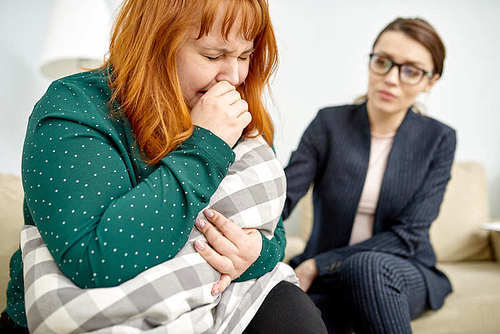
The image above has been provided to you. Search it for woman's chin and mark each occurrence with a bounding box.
[371,98,405,115]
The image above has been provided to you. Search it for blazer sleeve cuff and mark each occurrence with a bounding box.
[314,250,346,276]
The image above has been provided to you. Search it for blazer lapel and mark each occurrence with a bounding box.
[339,103,372,244]
[373,109,421,233]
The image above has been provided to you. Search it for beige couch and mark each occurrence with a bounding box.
[284,162,500,334]
[0,173,24,313]
[1,163,499,333]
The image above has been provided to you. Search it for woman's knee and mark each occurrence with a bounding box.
[338,252,404,297]
[340,252,384,278]
[244,281,327,334]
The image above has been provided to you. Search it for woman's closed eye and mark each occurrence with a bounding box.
[239,51,253,60]
[204,54,223,61]
[204,53,252,61]
[238,50,254,61]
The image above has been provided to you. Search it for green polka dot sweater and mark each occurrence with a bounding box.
[4,69,286,327]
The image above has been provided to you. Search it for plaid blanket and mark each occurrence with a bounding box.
[21,135,298,334]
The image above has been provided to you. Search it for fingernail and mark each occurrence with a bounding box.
[194,240,205,250]
[204,209,214,218]
[195,218,205,229]
[212,287,219,296]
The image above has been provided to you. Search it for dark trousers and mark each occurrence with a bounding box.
[0,312,29,333]
[244,280,328,334]
[308,252,428,334]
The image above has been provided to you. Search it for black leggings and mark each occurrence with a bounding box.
[244,280,328,334]
[1,281,326,334]
[0,312,29,333]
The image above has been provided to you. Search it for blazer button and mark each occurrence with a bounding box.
[328,262,341,272]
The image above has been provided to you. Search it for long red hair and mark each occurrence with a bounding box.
[102,0,278,164]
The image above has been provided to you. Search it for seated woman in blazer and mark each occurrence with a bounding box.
[282,17,456,334]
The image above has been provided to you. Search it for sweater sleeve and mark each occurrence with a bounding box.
[22,82,235,288]
[235,217,286,282]
[282,111,326,220]
[314,129,457,276]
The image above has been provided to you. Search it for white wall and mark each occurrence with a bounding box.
[0,1,51,174]
[1,1,499,218]
[267,0,500,220]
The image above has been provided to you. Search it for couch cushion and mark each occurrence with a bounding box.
[412,261,500,334]
[0,174,24,310]
[284,236,306,263]
[430,162,492,262]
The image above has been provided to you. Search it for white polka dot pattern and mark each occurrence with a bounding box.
[5,69,286,327]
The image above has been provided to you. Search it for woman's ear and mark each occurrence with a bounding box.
[424,73,440,92]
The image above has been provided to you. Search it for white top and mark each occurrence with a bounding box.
[349,131,395,245]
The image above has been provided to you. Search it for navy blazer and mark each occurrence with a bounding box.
[283,103,456,310]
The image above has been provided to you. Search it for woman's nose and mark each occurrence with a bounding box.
[216,58,240,86]
[384,66,399,85]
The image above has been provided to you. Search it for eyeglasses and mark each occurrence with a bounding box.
[369,53,433,85]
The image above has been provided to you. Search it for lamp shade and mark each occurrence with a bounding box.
[40,0,112,80]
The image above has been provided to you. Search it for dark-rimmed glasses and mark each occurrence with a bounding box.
[369,53,433,85]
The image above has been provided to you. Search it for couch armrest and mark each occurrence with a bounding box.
[481,221,500,262]
[284,236,306,263]
[492,231,500,262]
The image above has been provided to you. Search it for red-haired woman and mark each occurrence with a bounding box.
[1,1,326,333]
[283,18,455,333]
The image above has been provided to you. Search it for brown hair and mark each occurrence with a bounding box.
[102,0,278,164]
[372,17,446,76]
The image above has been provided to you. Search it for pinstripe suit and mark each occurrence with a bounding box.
[283,103,456,333]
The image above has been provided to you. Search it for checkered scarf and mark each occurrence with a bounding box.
[21,135,298,334]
